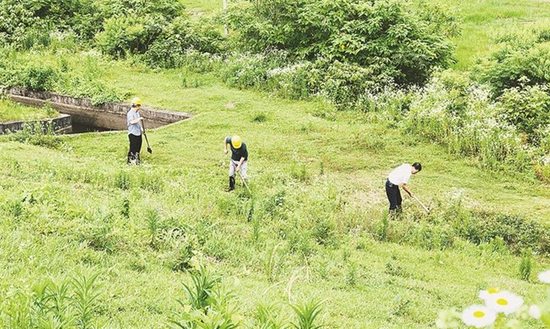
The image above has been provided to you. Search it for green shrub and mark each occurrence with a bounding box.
[170,266,241,329]
[498,84,550,143]
[0,0,102,48]
[226,0,454,86]
[451,212,550,256]
[479,42,550,95]
[403,71,534,171]
[144,18,225,69]
[21,66,57,91]
[7,121,65,149]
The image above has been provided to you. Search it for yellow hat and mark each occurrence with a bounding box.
[131,97,142,106]
[231,135,242,149]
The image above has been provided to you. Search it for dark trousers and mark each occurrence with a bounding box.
[128,134,142,164]
[385,179,402,210]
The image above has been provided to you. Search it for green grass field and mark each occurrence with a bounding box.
[0,98,59,122]
[1,62,550,327]
[434,0,550,69]
[1,0,550,328]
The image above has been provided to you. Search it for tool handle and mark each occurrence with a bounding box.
[413,195,430,213]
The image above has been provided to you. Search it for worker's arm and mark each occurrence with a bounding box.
[236,157,245,171]
[401,183,413,197]
[224,138,229,154]
[130,117,143,124]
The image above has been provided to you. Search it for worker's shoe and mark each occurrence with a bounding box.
[388,209,401,220]
[226,176,235,192]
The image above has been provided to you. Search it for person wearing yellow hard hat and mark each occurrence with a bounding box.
[126,97,144,164]
[223,135,248,191]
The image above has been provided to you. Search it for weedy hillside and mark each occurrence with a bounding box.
[1,0,550,328]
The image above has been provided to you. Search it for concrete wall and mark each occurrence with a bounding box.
[0,114,72,135]
[5,88,192,131]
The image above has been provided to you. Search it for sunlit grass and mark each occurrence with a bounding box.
[0,98,58,122]
[1,1,550,327]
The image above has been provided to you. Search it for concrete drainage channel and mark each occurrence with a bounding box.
[1,88,192,134]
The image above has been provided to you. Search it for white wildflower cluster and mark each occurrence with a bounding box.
[49,30,75,42]
[403,73,542,170]
[81,49,101,57]
[266,63,312,95]
[437,270,550,328]
[267,63,308,78]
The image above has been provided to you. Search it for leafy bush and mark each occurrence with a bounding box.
[226,0,454,86]
[94,0,183,57]
[95,14,159,58]
[455,212,550,256]
[95,0,225,67]
[478,42,550,95]
[403,72,528,169]
[0,1,46,48]
[21,66,57,92]
[0,0,102,48]
[144,18,225,69]
[498,83,550,143]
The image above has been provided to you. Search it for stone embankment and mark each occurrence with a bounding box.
[2,88,192,134]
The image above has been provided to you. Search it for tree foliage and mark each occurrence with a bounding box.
[226,0,455,86]
[0,0,102,47]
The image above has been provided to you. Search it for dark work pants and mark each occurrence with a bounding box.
[128,134,142,164]
[385,179,402,211]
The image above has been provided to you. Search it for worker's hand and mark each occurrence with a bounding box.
[236,165,241,172]
[224,149,228,155]
[408,192,413,197]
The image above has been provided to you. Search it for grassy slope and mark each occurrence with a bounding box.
[437,0,550,69]
[1,63,550,328]
[1,0,550,328]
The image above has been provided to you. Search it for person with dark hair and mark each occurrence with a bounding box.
[127,97,144,165]
[385,162,422,216]
[224,135,248,191]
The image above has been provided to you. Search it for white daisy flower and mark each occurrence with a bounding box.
[529,305,542,319]
[478,287,500,301]
[538,270,550,283]
[484,291,523,315]
[461,305,497,328]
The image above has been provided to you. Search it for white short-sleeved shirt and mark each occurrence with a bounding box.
[388,164,412,185]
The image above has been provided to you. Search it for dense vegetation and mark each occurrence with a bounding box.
[1,0,550,328]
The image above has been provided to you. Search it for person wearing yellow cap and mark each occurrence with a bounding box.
[127,97,144,164]
[224,135,248,191]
